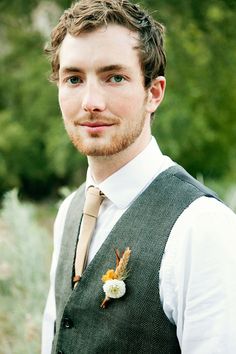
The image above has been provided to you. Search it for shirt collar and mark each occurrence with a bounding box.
[86,137,170,209]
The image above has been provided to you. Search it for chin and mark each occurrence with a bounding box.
[68,127,144,157]
[70,137,133,157]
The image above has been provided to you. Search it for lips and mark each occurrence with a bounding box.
[80,121,114,127]
[76,120,115,134]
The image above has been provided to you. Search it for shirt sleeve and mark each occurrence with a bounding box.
[41,192,76,354]
[159,196,236,354]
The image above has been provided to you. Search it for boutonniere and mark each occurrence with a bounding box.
[100,247,131,309]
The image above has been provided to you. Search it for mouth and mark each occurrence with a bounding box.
[79,121,114,128]
[78,121,115,134]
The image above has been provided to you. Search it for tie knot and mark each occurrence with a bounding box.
[83,186,104,217]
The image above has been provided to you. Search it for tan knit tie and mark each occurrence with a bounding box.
[73,186,104,287]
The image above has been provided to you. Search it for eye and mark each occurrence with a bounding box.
[109,75,125,83]
[67,76,82,85]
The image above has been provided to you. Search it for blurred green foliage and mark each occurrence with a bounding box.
[155,0,236,180]
[0,0,235,200]
[0,189,52,353]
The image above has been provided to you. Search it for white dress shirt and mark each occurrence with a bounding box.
[42,137,236,354]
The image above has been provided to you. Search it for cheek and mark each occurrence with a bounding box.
[58,89,80,118]
[110,91,139,116]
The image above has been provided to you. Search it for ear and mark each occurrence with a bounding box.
[146,76,166,113]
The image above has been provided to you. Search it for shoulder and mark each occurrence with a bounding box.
[171,196,236,243]
[53,185,85,248]
[165,196,236,271]
[55,183,86,229]
[54,192,77,230]
[161,196,236,349]
[160,195,236,314]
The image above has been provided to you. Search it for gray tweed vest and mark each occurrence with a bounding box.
[52,165,217,354]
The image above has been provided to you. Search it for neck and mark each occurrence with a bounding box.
[88,133,152,184]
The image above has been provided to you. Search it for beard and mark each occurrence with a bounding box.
[64,111,147,157]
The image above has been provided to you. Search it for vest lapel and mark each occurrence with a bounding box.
[55,184,85,307]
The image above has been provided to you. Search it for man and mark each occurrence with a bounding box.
[42,0,236,353]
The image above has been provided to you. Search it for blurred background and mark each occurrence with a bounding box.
[0,0,235,352]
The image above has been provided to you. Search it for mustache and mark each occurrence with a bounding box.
[73,113,120,126]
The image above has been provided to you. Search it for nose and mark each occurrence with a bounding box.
[82,81,106,113]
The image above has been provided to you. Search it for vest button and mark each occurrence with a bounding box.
[62,317,73,329]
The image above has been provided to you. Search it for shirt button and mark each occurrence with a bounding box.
[63,317,73,329]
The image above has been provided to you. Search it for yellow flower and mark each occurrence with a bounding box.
[101,269,118,283]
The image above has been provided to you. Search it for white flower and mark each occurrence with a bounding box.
[103,279,126,299]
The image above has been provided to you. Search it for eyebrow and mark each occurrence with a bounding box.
[60,64,130,76]
[60,67,83,75]
[97,64,129,74]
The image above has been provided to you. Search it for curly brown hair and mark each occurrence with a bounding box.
[45,0,166,88]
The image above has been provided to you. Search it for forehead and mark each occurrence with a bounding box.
[59,24,141,72]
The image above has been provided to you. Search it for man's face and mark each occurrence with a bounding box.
[58,25,155,157]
